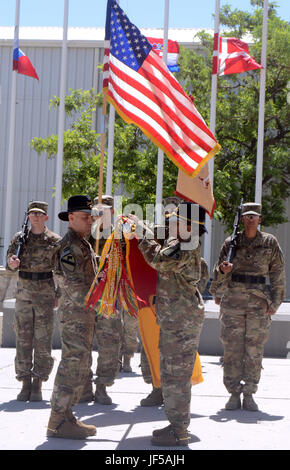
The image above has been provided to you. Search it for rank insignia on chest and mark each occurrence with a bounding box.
[60,247,76,272]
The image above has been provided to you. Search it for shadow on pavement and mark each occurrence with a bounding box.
[209,408,284,424]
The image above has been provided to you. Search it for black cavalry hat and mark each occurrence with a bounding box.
[58,195,92,221]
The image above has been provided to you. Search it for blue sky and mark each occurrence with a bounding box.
[1,0,289,29]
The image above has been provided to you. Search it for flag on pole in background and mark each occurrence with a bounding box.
[13,38,39,80]
[147,37,180,72]
[212,34,262,76]
[103,0,220,178]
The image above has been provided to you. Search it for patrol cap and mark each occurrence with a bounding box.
[58,195,92,221]
[27,201,48,215]
[241,202,262,217]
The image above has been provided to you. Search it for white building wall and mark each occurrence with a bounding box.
[0,40,102,257]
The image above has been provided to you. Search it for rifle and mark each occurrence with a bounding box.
[226,199,243,263]
[15,212,29,259]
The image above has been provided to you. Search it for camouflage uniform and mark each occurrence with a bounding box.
[50,227,97,412]
[197,257,209,295]
[210,230,285,396]
[138,235,204,433]
[120,308,139,369]
[6,225,61,382]
[140,255,209,386]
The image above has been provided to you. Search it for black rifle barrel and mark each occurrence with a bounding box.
[15,213,29,259]
[226,199,243,263]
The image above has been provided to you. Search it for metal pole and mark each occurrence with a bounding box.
[3,0,20,264]
[105,0,119,196]
[105,105,115,195]
[204,0,220,269]
[255,0,268,205]
[53,0,69,234]
[155,0,169,224]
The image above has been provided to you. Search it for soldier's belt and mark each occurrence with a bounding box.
[231,274,266,284]
[19,271,53,281]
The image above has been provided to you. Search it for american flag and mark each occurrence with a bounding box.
[103,0,220,178]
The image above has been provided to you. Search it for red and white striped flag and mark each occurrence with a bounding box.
[146,37,180,73]
[212,34,262,76]
[103,0,220,178]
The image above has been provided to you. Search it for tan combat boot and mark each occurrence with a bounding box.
[94,384,112,405]
[47,410,96,439]
[151,424,190,447]
[122,355,133,373]
[17,377,31,401]
[30,377,43,401]
[65,409,97,436]
[243,394,259,411]
[225,393,241,410]
[140,387,164,407]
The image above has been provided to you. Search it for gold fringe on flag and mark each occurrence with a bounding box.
[85,219,139,318]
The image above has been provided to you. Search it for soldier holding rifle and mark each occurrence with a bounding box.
[210,202,285,411]
[6,201,61,402]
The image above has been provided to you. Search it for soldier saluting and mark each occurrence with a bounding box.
[6,201,61,402]
[210,202,286,412]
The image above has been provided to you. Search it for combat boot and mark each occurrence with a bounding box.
[65,409,96,436]
[47,410,96,439]
[243,394,259,411]
[17,376,31,401]
[140,387,164,407]
[225,393,241,410]
[151,424,190,447]
[94,384,112,405]
[30,377,43,401]
[122,355,133,373]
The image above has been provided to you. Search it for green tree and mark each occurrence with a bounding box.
[196,0,290,231]
[31,1,289,230]
[31,89,103,200]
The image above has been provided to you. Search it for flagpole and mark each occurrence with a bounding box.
[255,0,268,205]
[53,0,69,235]
[155,0,169,224]
[105,105,115,195]
[3,0,20,264]
[105,0,119,196]
[204,0,220,270]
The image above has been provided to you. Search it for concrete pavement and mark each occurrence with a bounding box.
[0,348,289,453]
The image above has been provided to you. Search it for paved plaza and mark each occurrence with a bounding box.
[0,348,289,455]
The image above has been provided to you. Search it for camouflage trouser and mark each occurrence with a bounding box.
[14,299,55,381]
[158,302,204,431]
[220,291,272,395]
[94,314,123,386]
[50,305,95,413]
[120,310,139,357]
[140,344,153,384]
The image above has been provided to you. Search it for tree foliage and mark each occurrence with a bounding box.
[31,2,290,231]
